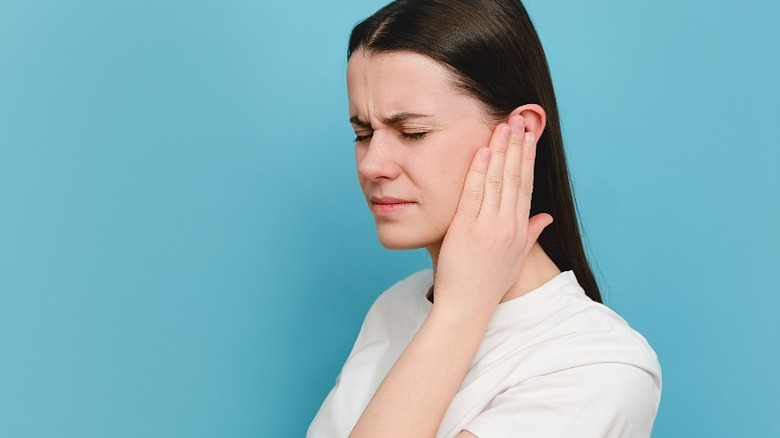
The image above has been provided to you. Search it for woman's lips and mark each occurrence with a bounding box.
[370,196,416,216]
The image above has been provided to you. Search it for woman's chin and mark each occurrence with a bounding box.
[376,229,440,251]
[378,239,423,250]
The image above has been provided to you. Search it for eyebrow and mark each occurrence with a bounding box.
[350,112,433,128]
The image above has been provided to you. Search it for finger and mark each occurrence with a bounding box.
[482,123,511,216]
[516,131,538,219]
[526,213,554,249]
[453,147,491,224]
[499,116,526,218]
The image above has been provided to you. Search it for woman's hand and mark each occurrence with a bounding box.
[431,114,554,323]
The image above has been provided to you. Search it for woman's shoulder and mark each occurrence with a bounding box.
[521,279,662,383]
[480,270,661,384]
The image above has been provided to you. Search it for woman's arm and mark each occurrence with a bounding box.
[349,114,552,437]
[348,301,491,437]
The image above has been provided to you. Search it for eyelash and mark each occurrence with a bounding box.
[353,132,429,142]
[354,133,372,142]
[402,132,427,140]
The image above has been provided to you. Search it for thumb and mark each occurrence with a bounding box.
[526,213,554,247]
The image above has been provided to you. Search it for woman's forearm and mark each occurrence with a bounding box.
[349,307,491,437]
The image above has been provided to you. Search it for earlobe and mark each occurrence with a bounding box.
[507,104,546,140]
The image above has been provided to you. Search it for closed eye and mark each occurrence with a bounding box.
[401,131,428,140]
[354,133,373,142]
[353,131,430,142]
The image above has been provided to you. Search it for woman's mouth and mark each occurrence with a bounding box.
[370,196,416,216]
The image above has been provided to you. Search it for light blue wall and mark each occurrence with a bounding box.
[1,0,777,436]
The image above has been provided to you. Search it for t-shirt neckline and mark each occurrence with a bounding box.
[419,269,579,328]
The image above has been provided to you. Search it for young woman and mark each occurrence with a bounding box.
[308,1,662,436]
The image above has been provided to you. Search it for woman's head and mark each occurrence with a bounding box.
[347,0,602,303]
[348,50,496,251]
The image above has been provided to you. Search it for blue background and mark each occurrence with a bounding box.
[1,0,778,436]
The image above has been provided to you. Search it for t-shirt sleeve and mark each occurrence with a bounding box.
[462,362,660,438]
[307,283,397,438]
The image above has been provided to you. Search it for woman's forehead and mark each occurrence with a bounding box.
[346,49,477,121]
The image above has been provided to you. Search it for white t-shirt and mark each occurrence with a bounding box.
[307,269,662,438]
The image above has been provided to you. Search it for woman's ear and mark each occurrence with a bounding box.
[507,104,546,139]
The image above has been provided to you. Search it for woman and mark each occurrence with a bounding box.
[308,0,662,436]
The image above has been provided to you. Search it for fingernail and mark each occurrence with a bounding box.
[479,147,491,162]
[499,125,510,141]
[525,132,534,146]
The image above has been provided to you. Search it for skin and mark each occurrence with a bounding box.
[347,48,562,437]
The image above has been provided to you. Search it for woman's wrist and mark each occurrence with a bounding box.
[428,295,494,340]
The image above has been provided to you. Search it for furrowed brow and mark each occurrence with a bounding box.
[383,112,433,125]
[349,112,433,128]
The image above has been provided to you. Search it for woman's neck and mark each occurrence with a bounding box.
[426,241,562,304]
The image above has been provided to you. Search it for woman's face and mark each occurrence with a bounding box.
[347,49,494,250]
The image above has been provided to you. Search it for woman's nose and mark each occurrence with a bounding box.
[356,134,401,181]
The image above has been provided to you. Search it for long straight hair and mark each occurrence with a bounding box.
[348,0,602,303]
